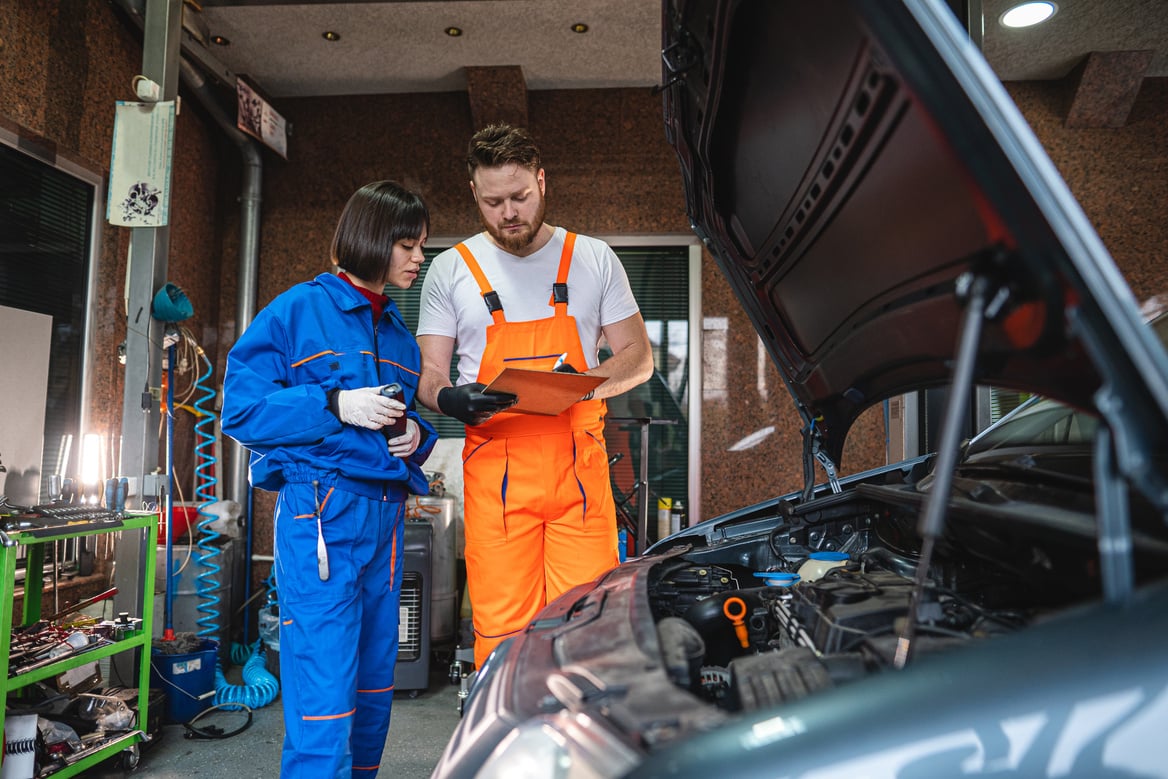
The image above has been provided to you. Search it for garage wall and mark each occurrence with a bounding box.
[3,2,1164,571]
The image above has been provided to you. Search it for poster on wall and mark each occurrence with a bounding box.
[0,305,51,506]
[236,79,289,159]
[106,100,176,228]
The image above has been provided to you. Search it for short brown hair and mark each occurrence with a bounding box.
[466,124,541,178]
[331,180,429,282]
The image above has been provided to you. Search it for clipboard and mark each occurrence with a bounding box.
[482,367,605,416]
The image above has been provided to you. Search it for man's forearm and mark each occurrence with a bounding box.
[587,343,654,400]
[417,371,450,413]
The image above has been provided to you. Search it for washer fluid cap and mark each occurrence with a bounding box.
[808,551,848,561]
[753,571,801,587]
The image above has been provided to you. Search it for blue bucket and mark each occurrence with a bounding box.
[151,638,218,722]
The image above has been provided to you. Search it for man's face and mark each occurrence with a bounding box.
[471,163,546,254]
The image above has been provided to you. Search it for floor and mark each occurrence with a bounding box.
[79,657,464,778]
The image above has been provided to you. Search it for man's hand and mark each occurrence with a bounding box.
[437,383,517,426]
[332,386,395,430]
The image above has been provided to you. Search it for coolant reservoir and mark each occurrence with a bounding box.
[797,551,849,582]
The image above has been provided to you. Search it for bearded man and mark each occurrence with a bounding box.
[417,123,653,669]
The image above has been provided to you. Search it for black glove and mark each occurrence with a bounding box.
[437,383,518,426]
[553,362,580,374]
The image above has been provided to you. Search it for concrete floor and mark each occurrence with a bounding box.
[79,660,464,778]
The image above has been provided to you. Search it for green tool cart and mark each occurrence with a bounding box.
[1,511,157,776]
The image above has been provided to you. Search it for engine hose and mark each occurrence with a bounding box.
[192,348,222,643]
[214,640,279,710]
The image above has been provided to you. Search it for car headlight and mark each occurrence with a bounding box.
[478,710,640,779]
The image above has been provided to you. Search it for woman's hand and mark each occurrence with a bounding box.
[387,419,420,458]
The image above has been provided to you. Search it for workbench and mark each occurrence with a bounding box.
[1,511,157,776]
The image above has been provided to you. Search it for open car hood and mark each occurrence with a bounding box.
[662,0,1168,467]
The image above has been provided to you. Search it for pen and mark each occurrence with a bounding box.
[552,352,568,371]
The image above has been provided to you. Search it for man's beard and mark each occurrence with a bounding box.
[483,195,547,254]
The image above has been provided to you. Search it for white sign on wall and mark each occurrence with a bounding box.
[107,100,176,228]
[0,305,52,505]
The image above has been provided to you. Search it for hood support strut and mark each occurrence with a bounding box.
[894,271,1009,669]
[800,422,841,503]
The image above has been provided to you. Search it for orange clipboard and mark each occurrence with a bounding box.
[482,367,605,416]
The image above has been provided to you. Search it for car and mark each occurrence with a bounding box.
[430,1,1168,777]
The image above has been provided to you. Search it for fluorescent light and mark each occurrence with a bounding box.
[1000,1,1057,28]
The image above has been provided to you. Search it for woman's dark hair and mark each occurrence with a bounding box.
[331,180,429,282]
[466,123,541,178]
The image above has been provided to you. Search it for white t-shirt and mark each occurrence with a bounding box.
[417,227,640,385]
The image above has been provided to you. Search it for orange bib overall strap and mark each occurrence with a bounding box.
[455,233,619,668]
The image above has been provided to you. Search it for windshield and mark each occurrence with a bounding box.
[966,309,1168,458]
[965,397,1097,456]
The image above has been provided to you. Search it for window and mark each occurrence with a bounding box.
[0,139,96,506]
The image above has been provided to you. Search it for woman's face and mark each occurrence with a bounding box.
[384,231,427,289]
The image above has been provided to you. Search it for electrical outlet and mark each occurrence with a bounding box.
[142,473,164,499]
[123,476,140,497]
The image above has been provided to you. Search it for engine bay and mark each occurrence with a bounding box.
[646,486,1110,714]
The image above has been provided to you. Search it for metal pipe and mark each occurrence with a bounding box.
[174,59,262,512]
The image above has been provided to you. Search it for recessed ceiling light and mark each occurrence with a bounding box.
[570,23,589,34]
[445,26,463,37]
[211,35,230,46]
[321,30,341,42]
[999,1,1057,28]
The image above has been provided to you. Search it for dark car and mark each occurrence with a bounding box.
[431,1,1168,777]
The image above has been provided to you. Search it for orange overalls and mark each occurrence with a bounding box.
[455,233,620,669]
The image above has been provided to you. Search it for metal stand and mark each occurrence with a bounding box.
[608,417,678,555]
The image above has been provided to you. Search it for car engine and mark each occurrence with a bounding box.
[645,489,1102,714]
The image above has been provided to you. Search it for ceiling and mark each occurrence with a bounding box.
[187,0,1168,98]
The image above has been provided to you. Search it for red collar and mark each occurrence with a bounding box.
[338,271,389,321]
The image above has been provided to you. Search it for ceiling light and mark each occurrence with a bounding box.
[999,1,1057,28]
[211,35,229,46]
[570,23,589,34]
[445,26,463,37]
[321,30,341,42]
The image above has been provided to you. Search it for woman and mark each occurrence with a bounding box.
[221,180,437,778]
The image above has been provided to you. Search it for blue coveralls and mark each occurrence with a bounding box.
[221,272,436,778]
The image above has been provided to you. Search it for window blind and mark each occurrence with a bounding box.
[0,143,93,502]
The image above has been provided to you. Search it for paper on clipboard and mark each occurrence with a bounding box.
[483,367,605,416]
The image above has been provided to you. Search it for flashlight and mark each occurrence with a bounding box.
[379,383,408,438]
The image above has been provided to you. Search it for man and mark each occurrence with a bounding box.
[417,124,654,668]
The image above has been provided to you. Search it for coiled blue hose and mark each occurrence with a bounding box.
[215,640,279,710]
[189,342,280,710]
[192,349,222,641]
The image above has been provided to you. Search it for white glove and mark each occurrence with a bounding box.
[387,419,420,458]
[333,386,395,430]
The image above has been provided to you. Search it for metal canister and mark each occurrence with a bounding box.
[656,497,673,541]
[407,496,458,645]
[670,500,686,534]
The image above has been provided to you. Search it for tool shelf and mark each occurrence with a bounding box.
[1,511,157,777]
